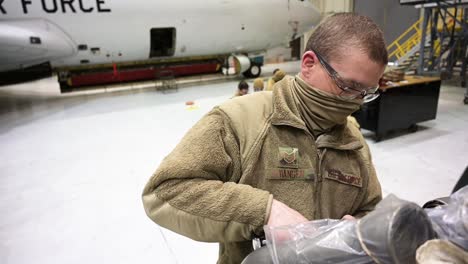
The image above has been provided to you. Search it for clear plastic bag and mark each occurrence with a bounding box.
[425,185,468,251]
[263,195,436,264]
[264,219,370,264]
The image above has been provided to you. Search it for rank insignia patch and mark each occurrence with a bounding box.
[278,147,299,168]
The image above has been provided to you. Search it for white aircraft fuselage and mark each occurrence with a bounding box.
[0,0,320,84]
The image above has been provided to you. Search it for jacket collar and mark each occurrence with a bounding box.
[270,76,363,150]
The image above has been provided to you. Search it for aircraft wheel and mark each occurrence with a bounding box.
[243,63,262,78]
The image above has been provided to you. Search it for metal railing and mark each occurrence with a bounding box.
[387,19,425,62]
[388,7,465,64]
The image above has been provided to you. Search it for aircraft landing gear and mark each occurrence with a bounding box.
[243,63,262,78]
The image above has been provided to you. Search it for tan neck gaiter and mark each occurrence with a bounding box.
[291,75,362,137]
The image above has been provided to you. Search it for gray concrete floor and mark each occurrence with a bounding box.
[1,63,467,264]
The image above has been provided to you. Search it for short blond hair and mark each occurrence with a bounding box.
[253,78,264,91]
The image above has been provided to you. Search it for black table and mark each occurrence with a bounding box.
[353,76,441,141]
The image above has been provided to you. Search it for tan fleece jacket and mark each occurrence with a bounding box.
[142,76,382,264]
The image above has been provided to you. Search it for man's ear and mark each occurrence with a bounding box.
[301,51,318,77]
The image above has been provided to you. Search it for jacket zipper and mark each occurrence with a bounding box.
[315,148,327,219]
[305,131,326,219]
[317,148,325,181]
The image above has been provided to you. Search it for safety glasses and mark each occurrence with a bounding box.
[313,50,380,103]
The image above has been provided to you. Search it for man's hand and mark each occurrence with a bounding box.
[341,215,356,221]
[267,199,308,227]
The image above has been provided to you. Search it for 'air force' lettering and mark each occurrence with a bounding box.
[0,0,111,14]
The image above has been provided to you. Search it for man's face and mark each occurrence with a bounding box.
[240,88,248,95]
[300,48,385,102]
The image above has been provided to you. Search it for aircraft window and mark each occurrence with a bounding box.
[30,37,41,45]
[150,28,176,57]
[90,47,100,54]
[78,45,88,51]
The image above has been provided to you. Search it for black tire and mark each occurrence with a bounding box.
[242,63,262,78]
[464,97,468,105]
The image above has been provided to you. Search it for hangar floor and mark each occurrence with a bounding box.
[1,62,467,264]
